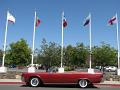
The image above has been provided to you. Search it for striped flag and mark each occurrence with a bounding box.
[7,11,15,23]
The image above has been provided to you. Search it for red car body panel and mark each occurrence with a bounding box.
[22,71,103,85]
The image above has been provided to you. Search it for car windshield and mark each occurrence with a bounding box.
[48,67,58,73]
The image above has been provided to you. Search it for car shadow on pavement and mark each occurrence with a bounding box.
[20,84,100,89]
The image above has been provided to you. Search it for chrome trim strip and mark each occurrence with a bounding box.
[44,83,77,84]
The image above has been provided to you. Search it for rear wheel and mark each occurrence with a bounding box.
[78,79,88,88]
[29,77,40,87]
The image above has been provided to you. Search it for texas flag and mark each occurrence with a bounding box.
[35,17,40,27]
[83,14,90,26]
[108,16,116,25]
[63,16,67,27]
[7,11,15,23]
[62,12,67,28]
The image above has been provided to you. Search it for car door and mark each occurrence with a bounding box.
[46,72,63,83]
[59,73,77,83]
[47,73,76,84]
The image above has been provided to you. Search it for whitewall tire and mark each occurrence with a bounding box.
[78,79,88,88]
[30,77,40,87]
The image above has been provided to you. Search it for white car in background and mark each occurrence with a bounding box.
[104,66,117,72]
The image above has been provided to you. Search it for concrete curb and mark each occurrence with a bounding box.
[95,84,120,87]
[0,82,25,84]
[0,79,24,84]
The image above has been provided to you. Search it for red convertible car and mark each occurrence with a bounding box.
[21,70,103,88]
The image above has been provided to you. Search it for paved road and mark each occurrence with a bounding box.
[0,85,120,90]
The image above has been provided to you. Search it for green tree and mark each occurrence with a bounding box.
[5,39,31,66]
[76,43,89,67]
[92,43,117,66]
[64,43,89,67]
[37,39,117,68]
[38,39,61,67]
[64,45,76,66]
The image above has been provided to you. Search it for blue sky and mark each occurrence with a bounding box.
[0,0,120,49]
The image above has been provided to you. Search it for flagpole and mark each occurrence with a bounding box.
[61,11,64,68]
[2,11,9,67]
[116,13,120,69]
[31,11,36,66]
[89,13,92,69]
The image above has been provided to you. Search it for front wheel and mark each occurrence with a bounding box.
[78,79,88,88]
[29,77,40,87]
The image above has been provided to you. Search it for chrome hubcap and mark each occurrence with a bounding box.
[31,78,39,86]
[79,80,87,88]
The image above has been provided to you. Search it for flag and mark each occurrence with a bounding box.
[108,16,116,25]
[62,12,67,27]
[7,11,15,23]
[35,17,40,27]
[83,14,90,26]
[63,17,67,27]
